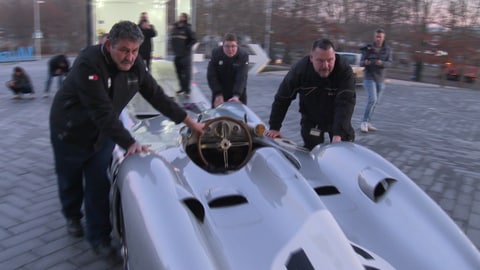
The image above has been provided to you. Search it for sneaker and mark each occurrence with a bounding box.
[184,92,190,98]
[360,122,368,133]
[42,94,49,98]
[175,90,185,95]
[367,123,377,131]
[27,93,36,99]
[12,94,22,99]
[66,219,84,237]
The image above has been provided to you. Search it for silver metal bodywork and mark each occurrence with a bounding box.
[110,102,480,270]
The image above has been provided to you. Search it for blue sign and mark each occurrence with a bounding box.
[0,46,35,62]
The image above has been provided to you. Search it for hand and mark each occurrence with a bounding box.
[228,96,240,103]
[364,59,371,65]
[375,60,383,65]
[184,116,205,137]
[141,21,151,29]
[213,95,224,108]
[125,142,152,157]
[331,135,342,143]
[8,81,15,87]
[266,130,282,138]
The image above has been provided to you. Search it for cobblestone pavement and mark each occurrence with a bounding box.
[0,58,479,269]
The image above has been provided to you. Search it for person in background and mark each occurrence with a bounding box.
[170,12,197,96]
[44,54,70,98]
[266,39,356,150]
[98,33,109,45]
[138,12,157,72]
[359,28,393,133]
[207,33,249,108]
[49,21,204,257]
[6,66,35,99]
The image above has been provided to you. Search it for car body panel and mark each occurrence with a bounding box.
[110,102,480,270]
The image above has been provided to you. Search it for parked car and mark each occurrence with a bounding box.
[337,52,364,84]
[109,101,480,270]
[444,62,478,83]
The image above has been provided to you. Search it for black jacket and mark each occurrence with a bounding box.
[360,41,393,82]
[48,54,70,75]
[269,54,356,139]
[170,22,196,57]
[138,22,157,58]
[207,46,249,105]
[49,44,187,151]
[11,72,33,90]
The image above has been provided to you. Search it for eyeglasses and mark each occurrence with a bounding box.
[223,45,238,49]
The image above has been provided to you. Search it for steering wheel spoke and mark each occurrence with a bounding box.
[200,142,221,150]
[230,141,251,147]
[223,150,229,168]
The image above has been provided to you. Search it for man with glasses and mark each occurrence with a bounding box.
[207,33,249,108]
[266,39,356,150]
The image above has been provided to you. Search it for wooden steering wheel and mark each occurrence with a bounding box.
[197,117,253,170]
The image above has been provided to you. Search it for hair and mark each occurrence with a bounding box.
[375,28,385,34]
[14,66,24,73]
[311,39,335,52]
[180,12,188,21]
[223,33,238,43]
[108,21,144,47]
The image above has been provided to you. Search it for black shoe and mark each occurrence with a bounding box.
[66,219,84,237]
[92,239,120,258]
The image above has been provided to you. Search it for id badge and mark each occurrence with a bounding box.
[309,127,321,137]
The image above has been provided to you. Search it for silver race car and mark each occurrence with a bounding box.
[109,101,480,270]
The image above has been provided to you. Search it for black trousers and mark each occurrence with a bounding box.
[301,123,331,150]
[300,117,355,150]
[174,55,192,93]
[50,132,115,246]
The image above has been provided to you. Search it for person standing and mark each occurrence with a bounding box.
[360,28,393,133]
[266,39,356,150]
[138,12,157,72]
[207,33,249,108]
[170,12,197,96]
[6,66,35,99]
[44,54,70,98]
[49,21,204,256]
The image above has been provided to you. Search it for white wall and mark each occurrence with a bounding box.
[93,1,168,58]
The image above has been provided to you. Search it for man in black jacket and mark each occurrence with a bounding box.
[207,33,249,108]
[49,21,204,255]
[170,13,196,96]
[43,54,70,98]
[138,12,157,72]
[266,39,356,150]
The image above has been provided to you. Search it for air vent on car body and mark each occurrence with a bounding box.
[358,167,396,202]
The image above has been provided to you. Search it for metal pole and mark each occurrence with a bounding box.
[86,0,93,46]
[264,0,272,56]
[33,0,42,60]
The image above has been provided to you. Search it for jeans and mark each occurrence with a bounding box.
[50,132,115,246]
[362,79,385,122]
[45,74,65,93]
